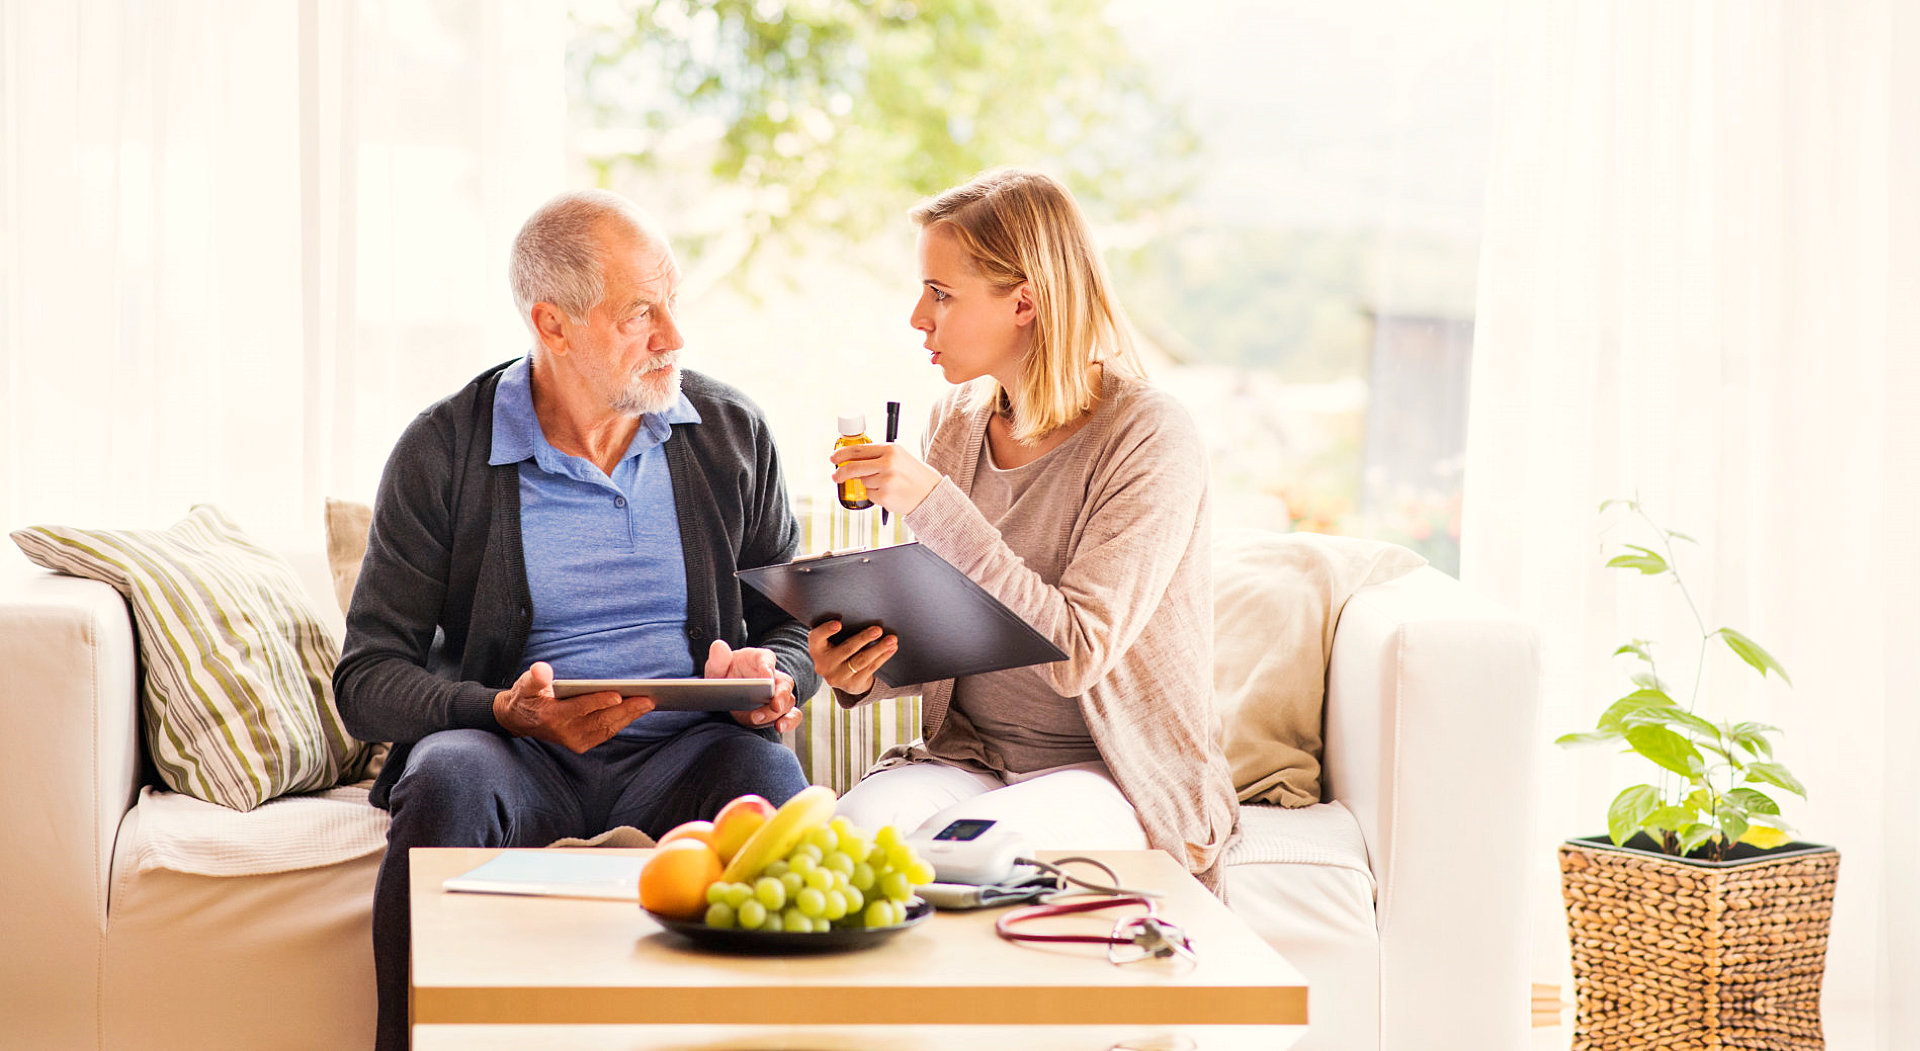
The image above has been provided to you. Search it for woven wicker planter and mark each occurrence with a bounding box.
[1559,835,1839,1050]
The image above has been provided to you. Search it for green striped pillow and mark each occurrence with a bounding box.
[790,685,921,794]
[12,505,374,811]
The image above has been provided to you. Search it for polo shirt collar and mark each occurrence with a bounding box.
[489,355,702,469]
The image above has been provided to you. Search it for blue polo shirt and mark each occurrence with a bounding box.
[489,356,705,734]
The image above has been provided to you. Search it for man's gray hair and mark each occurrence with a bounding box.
[510,189,653,335]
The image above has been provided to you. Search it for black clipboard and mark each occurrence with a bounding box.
[736,543,1067,686]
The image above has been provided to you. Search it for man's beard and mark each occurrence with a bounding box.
[612,353,682,416]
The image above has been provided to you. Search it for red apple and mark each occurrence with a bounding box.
[656,819,717,849]
[710,794,776,864]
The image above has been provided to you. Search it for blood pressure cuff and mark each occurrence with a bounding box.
[918,871,1064,911]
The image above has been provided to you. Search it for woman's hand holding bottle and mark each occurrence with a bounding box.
[828,443,942,517]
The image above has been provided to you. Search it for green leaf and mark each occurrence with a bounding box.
[1599,689,1677,732]
[1696,739,1736,764]
[1678,823,1718,854]
[1730,720,1783,737]
[1614,639,1656,663]
[1619,704,1720,741]
[1744,762,1808,798]
[1607,785,1663,845]
[1677,708,1725,740]
[1714,803,1750,844]
[1728,720,1780,759]
[1607,547,1669,575]
[1725,787,1780,816]
[1644,805,1696,832]
[1715,628,1793,685]
[1624,724,1707,779]
[1666,529,1697,544]
[1555,730,1621,747]
[1599,498,1637,514]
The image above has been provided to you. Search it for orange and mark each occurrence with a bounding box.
[639,839,722,919]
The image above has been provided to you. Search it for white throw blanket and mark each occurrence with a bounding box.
[1223,800,1377,894]
[127,784,659,877]
[128,783,390,877]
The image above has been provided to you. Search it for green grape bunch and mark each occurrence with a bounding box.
[699,816,935,932]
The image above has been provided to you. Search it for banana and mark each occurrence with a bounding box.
[720,785,838,883]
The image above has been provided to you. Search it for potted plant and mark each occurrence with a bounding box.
[1555,498,1838,1050]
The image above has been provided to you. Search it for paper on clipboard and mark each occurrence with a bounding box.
[736,542,1066,686]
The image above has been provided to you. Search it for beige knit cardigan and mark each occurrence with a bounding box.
[843,372,1240,888]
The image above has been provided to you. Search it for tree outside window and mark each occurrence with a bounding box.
[568,0,1495,572]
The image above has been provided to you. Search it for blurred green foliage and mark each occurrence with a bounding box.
[572,0,1196,271]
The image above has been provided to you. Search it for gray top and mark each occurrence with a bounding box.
[936,429,1103,774]
[844,368,1239,888]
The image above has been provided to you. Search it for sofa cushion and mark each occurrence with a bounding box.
[1212,528,1424,806]
[105,799,379,1050]
[11,505,375,810]
[122,784,388,876]
[1223,800,1380,1051]
[324,497,373,615]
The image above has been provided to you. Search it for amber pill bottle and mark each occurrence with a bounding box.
[835,413,874,510]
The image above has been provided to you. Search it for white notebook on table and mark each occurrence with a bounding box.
[441,851,644,901]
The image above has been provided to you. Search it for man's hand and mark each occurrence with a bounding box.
[807,620,898,697]
[706,639,802,733]
[829,443,942,516]
[493,661,654,753]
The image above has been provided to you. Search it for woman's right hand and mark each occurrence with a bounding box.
[807,620,900,696]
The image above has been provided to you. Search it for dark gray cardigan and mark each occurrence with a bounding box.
[333,360,819,806]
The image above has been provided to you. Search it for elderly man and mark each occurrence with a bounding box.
[334,189,817,1049]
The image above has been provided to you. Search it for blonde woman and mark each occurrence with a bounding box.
[811,169,1238,888]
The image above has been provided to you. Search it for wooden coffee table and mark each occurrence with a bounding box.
[410,847,1307,1050]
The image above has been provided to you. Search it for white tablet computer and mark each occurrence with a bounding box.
[548,678,774,711]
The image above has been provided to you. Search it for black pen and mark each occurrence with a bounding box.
[881,401,901,525]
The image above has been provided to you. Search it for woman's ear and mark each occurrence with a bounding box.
[1010,282,1037,328]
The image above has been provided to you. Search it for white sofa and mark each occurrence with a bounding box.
[0,543,1538,1050]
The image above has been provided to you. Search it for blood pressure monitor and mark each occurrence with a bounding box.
[906,818,1031,886]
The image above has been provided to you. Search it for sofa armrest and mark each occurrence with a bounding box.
[1323,565,1540,1049]
[0,552,142,1045]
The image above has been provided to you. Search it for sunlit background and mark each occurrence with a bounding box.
[567,0,1496,573]
[6,2,1913,1045]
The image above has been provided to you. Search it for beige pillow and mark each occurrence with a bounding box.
[1212,528,1426,807]
[11,506,375,810]
[325,497,373,615]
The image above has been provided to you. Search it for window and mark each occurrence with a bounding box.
[568,0,1497,571]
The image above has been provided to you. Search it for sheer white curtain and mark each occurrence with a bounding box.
[0,0,565,543]
[1466,0,1917,1044]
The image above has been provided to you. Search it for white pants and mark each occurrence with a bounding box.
[835,758,1149,851]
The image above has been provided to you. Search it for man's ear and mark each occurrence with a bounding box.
[531,302,570,355]
[1010,282,1037,328]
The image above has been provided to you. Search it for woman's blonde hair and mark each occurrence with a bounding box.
[910,168,1146,443]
